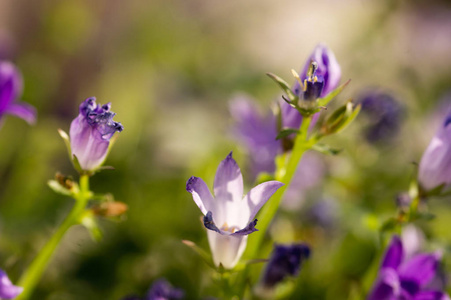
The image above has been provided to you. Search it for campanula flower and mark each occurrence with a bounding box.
[186,152,284,269]
[0,269,23,299]
[368,236,448,300]
[0,61,36,126]
[121,279,184,300]
[358,90,403,143]
[418,106,451,192]
[261,243,310,288]
[69,97,123,172]
[282,44,341,131]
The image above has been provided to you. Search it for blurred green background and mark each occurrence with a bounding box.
[0,0,451,299]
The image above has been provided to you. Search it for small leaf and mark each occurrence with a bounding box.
[266,73,298,102]
[412,212,436,222]
[80,212,103,242]
[276,128,300,140]
[317,79,351,107]
[48,180,72,196]
[312,144,342,155]
[182,240,216,269]
[380,218,398,233]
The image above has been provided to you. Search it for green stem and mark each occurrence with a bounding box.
[17,175,90,300]
[237,116,315,297]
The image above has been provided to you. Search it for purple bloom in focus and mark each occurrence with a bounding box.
[69,97,123,171]
[261,243,311,288]
[368,236,448,300]
[0,61,36,126]
[418,106,451,192]
[358,90,403,143]
[0,269,23,299]
[186,152,283,269]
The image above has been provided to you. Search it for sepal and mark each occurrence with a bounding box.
[182,240,216,269]
[319,100,361,136]
[317,79,351,107]
[80,211,103,242]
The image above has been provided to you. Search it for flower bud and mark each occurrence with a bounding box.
[69,97,123,172]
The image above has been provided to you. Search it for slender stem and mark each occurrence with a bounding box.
[17,175,90,300]
[237,116,315,297]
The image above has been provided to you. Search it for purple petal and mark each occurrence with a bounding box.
[146,278,184,300]
[213,152,243,202]
[399,253,440,286]
[382,236,404,270]
[367,268,400,300]
[241,180,284,223]
[0,61,22,112]
[0,269,23,299]
[414,291,450,300]
[4,101,37,124]
[186,176,214,216]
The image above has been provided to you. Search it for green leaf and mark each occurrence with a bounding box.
[48,180,73,196]
[317,79,351,107]
[312,143,342,155]
[276,128,300,140]
[380,218,398,233]
[182,240,216,269]
[80,212,103,242]
[266,73,298,102]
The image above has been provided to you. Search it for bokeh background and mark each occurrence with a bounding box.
[0,0,451,299]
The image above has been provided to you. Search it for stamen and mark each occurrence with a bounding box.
[307,61,318,81]
[291,69,304,90]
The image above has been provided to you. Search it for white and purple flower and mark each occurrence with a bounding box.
[69,97,123,172]
[0,269,23,299]
[0,61,36,126]
[368,236,448,300]
[418,106,451,192]
[186,153,283,269]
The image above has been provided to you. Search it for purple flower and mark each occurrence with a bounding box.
[0,269,23,299]
[418,106,451,192]
[261,243,310,288]
[186,152,283,269]
[282,44,341,132]
[0,61,36,126]
[122,279,184,300]
[69,97,123,172]
[368,236,448,300]
[358,90,403,143]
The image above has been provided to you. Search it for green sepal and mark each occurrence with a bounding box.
[312,143,342,155]
[80,211,103,242]
[48,180,77,196]
[276,128,300,140]
[321,101,361,136]
[72,154,84,174]
[182,240,216,269]
[58,129,72,162]
[317,79,351,107]
[266,73,298,102]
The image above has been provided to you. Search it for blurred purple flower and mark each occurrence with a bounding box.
[69,97,123,171]
[0,61,36,126]
[186,152,283,269]
[368,236,448,300]
[358,90,403,143]
[0,269,23,299]
[418,105,451,192]
[122,279,184,300]
[261,243,311,288]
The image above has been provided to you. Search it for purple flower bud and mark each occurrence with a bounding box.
[145,279,184,300]
[0,61,36,126]
[418,105,451,192]
[261,243,310,288]
[0,269,23,299]
[69,97,123,171]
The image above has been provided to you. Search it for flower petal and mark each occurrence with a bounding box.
[0,269,23,299]
[213,152,243,203]
[414,291,450,300]
[382,236,404,270]
[207,229,247,269]
[367,268,401,300]
[399,253,440,286]
[186,176,214,216]
[0,61,22,112]
[4,101,37,124]
[241,180,284,224]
